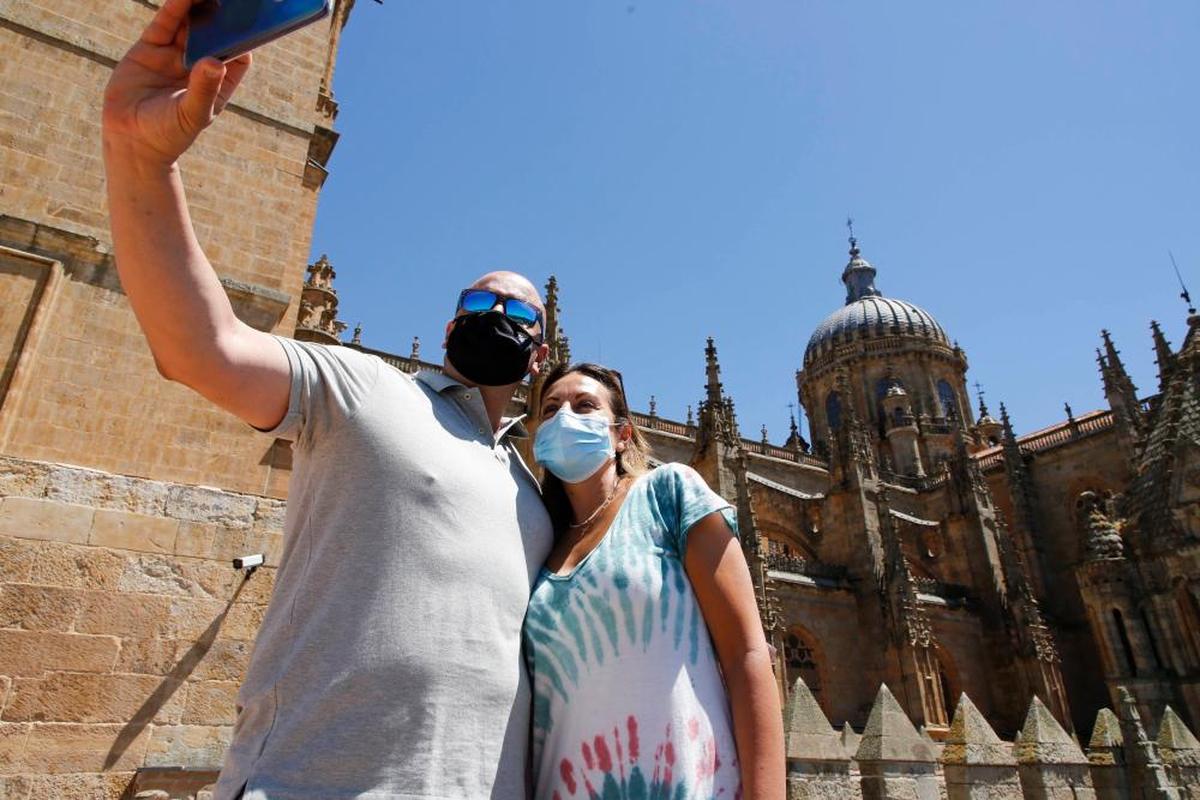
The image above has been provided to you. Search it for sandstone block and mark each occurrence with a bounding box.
[26,542,126,590]
[119,554,218,598]
[0,583,81,630]
[0,775,33,800]
[0,722,31,771]
[75,591,174,638]
[26,772,131,800]
[16,722,151,773]
[44,465,168,517]
[3,671,186,725]
[0,630,118,676]
[182,681,239,726]
[190,638,251,682]
[144,724,233,769]
[0,497,92,544]
[0,457,49,498]
[220,601,267,641]
[165,486,256,529]
[114,637,183,675]
[165,596,230,640]
[90,510,178,554]
[252,498,287,534]
[174,522,216,559]
[0,537,36,583]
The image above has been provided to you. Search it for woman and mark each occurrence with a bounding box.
[525,362,785,800]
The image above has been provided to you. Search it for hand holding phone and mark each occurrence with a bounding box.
[102,0,253,168]
[185,0,333,69]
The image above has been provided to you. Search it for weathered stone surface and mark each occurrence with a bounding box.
[26,772,131,800]
[119,555,213,598]
[252,498,287,534]
[75,591,175,638]
[0,722,31,769]
[114,638,183,676]
[26,542,125,590]
[0,457,50,498]
[0,537,36,583]
[942,693,1016,766]
[182,681,239,726]
[15,722,152,773]
[89,509,178,554]
[1014,696,1088,765]
[144,725,232,768]
[174,522,217,559]
[221,601,268,641]
[0,630,118,676]
[786,676,848,762]
[189,638,251,682]
[0,774,33,800]
[0,497,92,543]
[0,583,81,630]
[1157,706,1200,767]
[1087,708,1123,766]
[165,486,256,529]
[855,683,937,764]
[44,465,168,516]
[842,722,862,757]
[3,671,186,725]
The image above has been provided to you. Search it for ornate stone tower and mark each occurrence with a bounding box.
[797,232,972,478]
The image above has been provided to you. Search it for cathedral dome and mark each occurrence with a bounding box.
[803,240,951,368]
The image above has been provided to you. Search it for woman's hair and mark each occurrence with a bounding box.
[537,362,652,534]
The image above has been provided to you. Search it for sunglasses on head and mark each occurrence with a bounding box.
[456,289,544,329]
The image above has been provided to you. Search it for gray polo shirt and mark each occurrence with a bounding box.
[215,337,553,799]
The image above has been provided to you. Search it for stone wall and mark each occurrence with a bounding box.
[786,676,1200,800]
[0,456,283,798]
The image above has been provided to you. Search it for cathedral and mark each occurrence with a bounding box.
[319,233,1198,742]
[1,0,1198,794]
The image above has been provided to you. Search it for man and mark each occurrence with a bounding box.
[102,1,553,796]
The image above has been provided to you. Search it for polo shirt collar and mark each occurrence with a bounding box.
[415,369,529,441]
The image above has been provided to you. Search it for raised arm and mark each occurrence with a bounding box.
[102,0,290,430]
[685,513,786,800]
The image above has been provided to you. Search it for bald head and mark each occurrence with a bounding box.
[468,271,545,320]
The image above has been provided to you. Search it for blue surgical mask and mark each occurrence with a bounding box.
[534,407,615,483]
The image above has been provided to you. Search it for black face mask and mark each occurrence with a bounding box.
[446,311,538,386]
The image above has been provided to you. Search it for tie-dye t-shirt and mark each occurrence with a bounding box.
[523,463,742,800]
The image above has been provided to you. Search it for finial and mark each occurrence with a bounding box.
[847,215,859,257]
[761,424,769,444]
[973,380,989,416]
[1064,402,1075,423]
[351,322,362,345]
[1170,251,1196,315]
[410,336,420,360]
[649,395,658,417]
[788,402,799,435]
[686,404,694,427]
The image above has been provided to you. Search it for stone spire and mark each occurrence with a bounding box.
[542,275,571,370]
[1151,320,1176,392]
[998,403,1045,594]
[295,254,348,345]
[1101,329,1140,404]
[841,221,882,305]
[1099,330,1145,464]
[704,336,723,407]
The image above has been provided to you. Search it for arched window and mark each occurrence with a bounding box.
[1113,609,1139,676]
[825,391,842,431]
[937,380,959,421]
[784,627,822,694]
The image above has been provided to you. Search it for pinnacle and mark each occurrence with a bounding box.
[1015,696,1087,765]
[854,683,936,763]
[1088,708,1123,750]
[1157,706,1200,767]
[784,676,847,762]
[941,693,1015,766]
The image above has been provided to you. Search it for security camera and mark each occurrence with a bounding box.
[233,553,265,571]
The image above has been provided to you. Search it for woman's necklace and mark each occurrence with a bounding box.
[569,476,624,531]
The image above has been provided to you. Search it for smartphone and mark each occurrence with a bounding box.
[185,0,333,69]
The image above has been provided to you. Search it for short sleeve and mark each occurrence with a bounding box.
[257,336,381,447]
[653,463,738,555]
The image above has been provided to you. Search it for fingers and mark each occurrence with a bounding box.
[214,53,252,115]
[179,57,225,134]
[142,0,197,47]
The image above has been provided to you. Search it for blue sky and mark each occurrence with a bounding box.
[310,1,1199,443]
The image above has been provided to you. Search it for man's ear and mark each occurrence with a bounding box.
[441,318,456,350]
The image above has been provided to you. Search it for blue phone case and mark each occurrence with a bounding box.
[185,0,332,68]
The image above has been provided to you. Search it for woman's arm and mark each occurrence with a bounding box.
[685,512,786,799]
